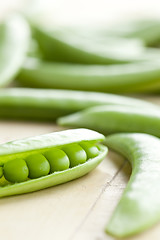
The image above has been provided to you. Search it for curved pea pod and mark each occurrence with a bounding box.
[0,14,30,87]
[0,88,157,121]
[58,105,160,137]
[17,58,160,93]
[31,24,146,64]
[104,133,160,237]
[0,128,107,197]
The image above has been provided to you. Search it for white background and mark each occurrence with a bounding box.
[1,0,160,27]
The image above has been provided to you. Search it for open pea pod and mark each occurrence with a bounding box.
[0,128,107,197]
[104,133,160,238]
[0,14,30,87]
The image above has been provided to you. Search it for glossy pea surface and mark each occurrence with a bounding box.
[25,153,50,179]
[0,129,106,198]
[45,148,70,172]
[63,144,87,167]
[4,158,29,183]
[80,142,99,159]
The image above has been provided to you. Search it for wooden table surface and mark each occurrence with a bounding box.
[0,96,159,240]
[0,121,131,240]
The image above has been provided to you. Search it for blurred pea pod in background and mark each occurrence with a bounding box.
[0,14,30,87]
[13,16,160,94]
[30,22,160,63]
[106,19,160,47]
[0,88,157,121]
[17,57,160,93]
[31,24,146,64]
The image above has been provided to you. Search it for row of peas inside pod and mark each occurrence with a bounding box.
[1,142,99,183]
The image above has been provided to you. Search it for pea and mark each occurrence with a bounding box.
[0,129,106,197]
[80,142,99,159]
[25,153,50,179]
[63,144,87,167]
[45,148,70,172]
[3,159,29,183]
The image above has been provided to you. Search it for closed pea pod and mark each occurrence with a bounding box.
[17,58,160,93]
[0,88,157,121]
[108,19,160,46]
[0,129,107,197]
[104,133,160,238]
[0,15,30,87]
[58,105,160,137]
[32,24,145,64]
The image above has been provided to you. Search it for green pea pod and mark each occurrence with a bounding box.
[32,24,147,64]
[27,39,42,58]
[0,128,107,197]
[0,15,30,87]
[17,58,160,93]
[108,19,160,47]
[104,133,160,237]
[0,88,157,121]
[58,105,160,137]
